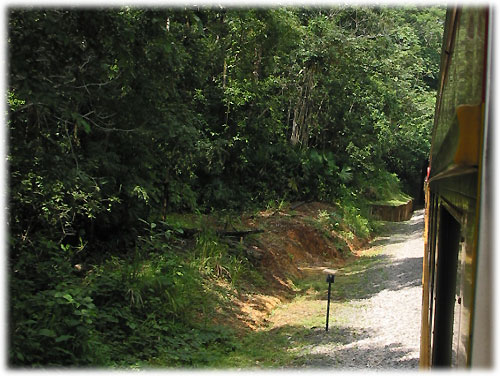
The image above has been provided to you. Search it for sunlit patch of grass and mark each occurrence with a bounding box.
[371,191,413,207]
[203,327,298,368]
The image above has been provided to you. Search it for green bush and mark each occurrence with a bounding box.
[9,238,105,366]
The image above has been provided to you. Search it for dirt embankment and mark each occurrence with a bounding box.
[223,202,368,331]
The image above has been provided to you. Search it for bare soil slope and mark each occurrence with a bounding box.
[218,202,365,331]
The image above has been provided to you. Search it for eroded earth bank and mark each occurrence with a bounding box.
[224,206,425,369]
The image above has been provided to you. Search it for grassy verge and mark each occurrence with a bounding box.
[199,245,387,369]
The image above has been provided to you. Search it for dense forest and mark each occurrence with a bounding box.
[8,6,444,367]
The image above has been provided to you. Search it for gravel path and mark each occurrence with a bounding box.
[288,209,425,369]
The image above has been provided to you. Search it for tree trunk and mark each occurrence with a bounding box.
[290,66,316,148]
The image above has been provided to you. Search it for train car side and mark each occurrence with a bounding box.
[419,6,492,368]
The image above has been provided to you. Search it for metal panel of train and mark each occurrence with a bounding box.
[419,6,492,368]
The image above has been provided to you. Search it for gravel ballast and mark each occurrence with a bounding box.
[292,209,425,369]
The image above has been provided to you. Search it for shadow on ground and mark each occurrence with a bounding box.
[333,210,424,301]
[290,340,419,369]
[372,209,425,247]
[295,210,424,302]
[206,322,418,369]
[299,253,422,302]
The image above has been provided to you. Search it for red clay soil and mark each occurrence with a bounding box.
[221,201,366,331]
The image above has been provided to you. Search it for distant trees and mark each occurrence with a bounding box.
[7,6,444,366]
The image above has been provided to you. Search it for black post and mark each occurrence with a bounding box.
[326,280,332,331]
[324,270,335,332]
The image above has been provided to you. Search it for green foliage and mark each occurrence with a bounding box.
[7,6,444,367]
[10,278,101,365]
[9,237,105,366]
[193,229,250,287]
[362,169,413,205]
[341,201,372,240]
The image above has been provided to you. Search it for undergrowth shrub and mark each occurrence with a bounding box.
[360,169,411,203]
[341,202,371,239]
[9,237,108,366]
[10,276,103,366]
[9,218,245,367]
[83,226,240,366]
[193,230,250,287]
